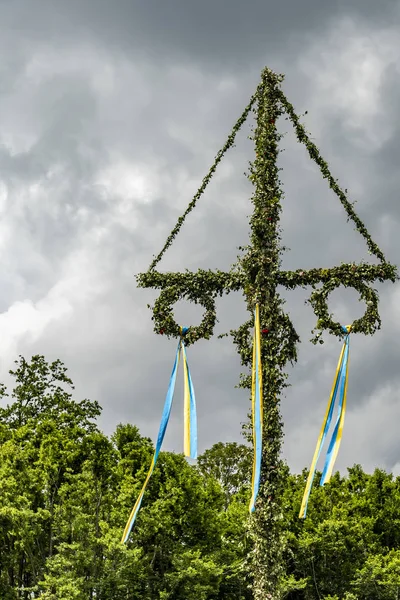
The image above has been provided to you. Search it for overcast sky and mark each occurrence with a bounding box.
[0,0,400,477]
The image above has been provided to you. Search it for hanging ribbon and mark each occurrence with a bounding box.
[181,332,197,460]
[121,329,197,544]
[299,325,351,519]
[249,304,263,513]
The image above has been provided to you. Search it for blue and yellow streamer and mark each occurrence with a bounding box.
[299,325,351,519]
[121,330,197,544]
[182,335,197,460]
[250,304,263,513]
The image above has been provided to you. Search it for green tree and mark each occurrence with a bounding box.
[351,550,400,599]
[280,465,400,600]
[0,356,103,598]
[3,354,400,600]
[197,442,252,506]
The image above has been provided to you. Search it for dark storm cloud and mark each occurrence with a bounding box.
[0,0,399,477]
[3,0,399,71]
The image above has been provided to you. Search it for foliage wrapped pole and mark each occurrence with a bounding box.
[237,69,299,599]
[136,67,397,599]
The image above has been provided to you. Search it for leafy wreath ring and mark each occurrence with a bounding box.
[152,286,217,346]
[309,279,381,341]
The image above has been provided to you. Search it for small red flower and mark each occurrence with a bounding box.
[262,328,269,334]
[159,329,165,335]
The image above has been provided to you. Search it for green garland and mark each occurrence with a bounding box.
[138,261,397,346]
[152,285,216,345]
[147,91,261,272]
[136,67,398,599]
[277,91,386,262]
[309,279,380,343]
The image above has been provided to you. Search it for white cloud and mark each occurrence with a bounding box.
[0,294,71,362]
[0,5,398,477]
[298,17,400,150]
[96,159,160,210]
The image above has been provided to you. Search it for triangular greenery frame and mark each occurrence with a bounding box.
[137,68,397,346]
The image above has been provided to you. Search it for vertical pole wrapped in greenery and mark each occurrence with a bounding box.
[237,68,299,599]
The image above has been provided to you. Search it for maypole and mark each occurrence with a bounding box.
[237,68,298,599]
[126,67,397,599]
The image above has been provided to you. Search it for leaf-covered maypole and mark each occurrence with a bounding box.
[236,68,299,599]
[134,66,397,599]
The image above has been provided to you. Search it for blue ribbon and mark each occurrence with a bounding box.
[299,325,351,518]
[121,331,197,543]
[320,330,350,485]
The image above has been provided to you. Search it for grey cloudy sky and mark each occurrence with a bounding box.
[1,0,400,476]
